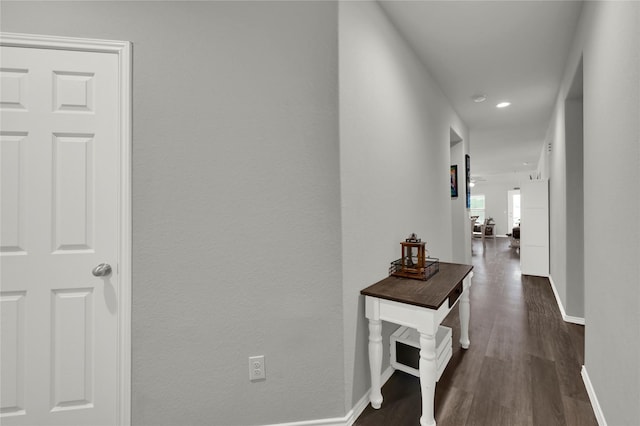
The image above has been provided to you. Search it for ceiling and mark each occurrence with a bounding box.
[379,0,584,182]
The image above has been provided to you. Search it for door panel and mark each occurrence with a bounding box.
[1,132,27,254]
[0,68,28,110]
[53,133,95,252]
[0,291,26,417]
[1,44,120,426]
[51,288,94,411]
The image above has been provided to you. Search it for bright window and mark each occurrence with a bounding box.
[470,195,485,223]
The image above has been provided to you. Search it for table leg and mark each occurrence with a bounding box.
[459,280,471,349]
[418,330,437,426]
[368,319,383,408]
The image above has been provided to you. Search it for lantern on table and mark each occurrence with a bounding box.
[389,233,439,280]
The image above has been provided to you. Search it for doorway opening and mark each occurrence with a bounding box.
[507,189,521,230]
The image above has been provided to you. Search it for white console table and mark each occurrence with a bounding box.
[360,263,473,426]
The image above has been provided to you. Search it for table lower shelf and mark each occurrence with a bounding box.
[390,325,452,381]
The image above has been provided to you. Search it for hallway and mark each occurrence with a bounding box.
[355,238,597,425]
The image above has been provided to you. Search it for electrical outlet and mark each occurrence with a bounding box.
[249,355,266,381]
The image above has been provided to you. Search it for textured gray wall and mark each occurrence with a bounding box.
[1,2,344,425]
[545,1,640,423]
[564,98,584,317]
[581,2,640,423]
[339,1,468,410]
[450,138,472,265]
[549,101,568,309]
[547,81,585,319]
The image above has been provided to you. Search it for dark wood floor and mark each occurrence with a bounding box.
[354,238,597,426]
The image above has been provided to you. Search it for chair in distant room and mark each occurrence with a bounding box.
[509,225,520,252]
[470,216,480,239]
[482,219,496,241]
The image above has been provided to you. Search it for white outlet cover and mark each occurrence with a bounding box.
[249,356,266,381]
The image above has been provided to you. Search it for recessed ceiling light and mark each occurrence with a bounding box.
[472,94,487,103]
[496,102,511,108]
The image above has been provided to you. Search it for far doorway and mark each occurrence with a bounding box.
[507,189,521,231]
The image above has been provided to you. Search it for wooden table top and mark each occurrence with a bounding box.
[360,262,473,309]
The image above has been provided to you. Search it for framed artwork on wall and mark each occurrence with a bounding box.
[465,154,471,208]
[450,165,458,198]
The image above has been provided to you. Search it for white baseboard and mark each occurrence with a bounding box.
[563,314,585,325]
[265,417,345,426]
[265,366,395,426]
[582,366,607,426]
[548,276,585,325]
[548,275,567,317]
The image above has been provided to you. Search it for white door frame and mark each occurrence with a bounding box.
[1,32,132,426]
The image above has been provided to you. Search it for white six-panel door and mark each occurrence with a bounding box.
[1,37,129,426]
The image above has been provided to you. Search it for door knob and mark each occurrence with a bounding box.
[92,263,112,277]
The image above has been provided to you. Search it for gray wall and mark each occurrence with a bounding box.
[338,0,468,410]
[546,64,585,319]
[543,1,640,423]
[450,136,472,265]
[564,97,584,317]
[582,3,640,422]
[548,102,568,311]
[1,2,345,425]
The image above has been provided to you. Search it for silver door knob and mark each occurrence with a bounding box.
[92,263,112,277]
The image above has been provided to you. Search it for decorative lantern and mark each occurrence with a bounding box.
[389,233,439,280]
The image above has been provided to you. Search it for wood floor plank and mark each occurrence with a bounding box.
[434,385,474,426]
[354,371,421,425]
[527,310,558,360]
[441,335,489,394]
[474,356,511,407]
[530,355,567,426]
[500,356,534,418]
[555,356,590,402]
[562,396,598,426]
[566,323,586,365]
[353,238,597,426]
[465,392,522,426]
[485,306,529,361]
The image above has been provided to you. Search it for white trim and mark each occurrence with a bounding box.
[0,32,131,53]
[582,366,607,426]
[264,417,344,426]
[264,367,394,426]
[548,276,585,325]
[563,314,585,325]
[116,38,133,426]
[0,32,133,426]
[548,275,567,317]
